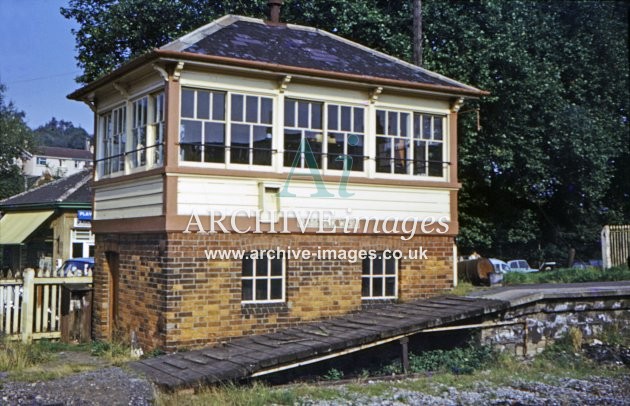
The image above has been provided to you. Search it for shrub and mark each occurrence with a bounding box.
[409,344,496,375]
[503,265,630,285]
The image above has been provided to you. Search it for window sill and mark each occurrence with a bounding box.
[241,301,289,315]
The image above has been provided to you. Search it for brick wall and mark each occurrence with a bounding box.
[94,232,455,351]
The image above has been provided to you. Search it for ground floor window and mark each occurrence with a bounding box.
[362,254,398,299]
[242,251,285,303]
[71,229,94,258]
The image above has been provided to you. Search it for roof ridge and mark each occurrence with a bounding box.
[161,15,263,52]
[56,173,91,202]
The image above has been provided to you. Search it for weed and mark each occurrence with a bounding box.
[91,340,133,365]
[408,344,496,375]
[323,368,344,381]
[0,339,53,372]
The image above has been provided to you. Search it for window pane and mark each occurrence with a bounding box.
[284,130,301,166]
[231,124,250,164]
[285,99,296,127]
[341,106,351,131]
[204,122,225,163]
[311,102,322,129]
[376,137,391,173]
[362,258,370,275]
[373,257,383,275]
[253,126,272,166]
[422,115,431,139]
[256,258,268,276]
[428,142,443,177]
[385,259,396,275]
[181,89,195,118]
[197,91,210,119]
[305,131,322,167]
[372,278,383,297]
[376,110,386,135]
[213,92,226,120]
[354,108,364,133]
[388,111,398,135]
[270,258,283,276]
[231,94,244,122]
[270,279,283,299]
[327,105,338,130]
[327,132,345,170]
[243,257,253,276]
[400,113,409,137]
[261,98,273,124]
[242,279,253,301]
[361,278,370,297]
[298,101,309,128]
[255,280,268,300]
[393,139,408,174]
[414,114,421,139]
[385,277,396,296]
[414,141,427,175]
[246,96,258,123]
[434,117,443,140]
[180,120,202,161]
[347,134,364,171]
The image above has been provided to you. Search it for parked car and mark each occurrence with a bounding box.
[571,260,590,270]
[507,259,538,273]
[58,257,94,276]
[489,258,511,274]
[538,261,558,272]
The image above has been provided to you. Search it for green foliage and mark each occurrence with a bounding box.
[503,265,630,285]
[0,82,34,199]
[408,344,496,375]
[90,340,133,364]
[0,339,54,372]
[34,117,91,149]
[61,1,630,260]
[323,367,344,380]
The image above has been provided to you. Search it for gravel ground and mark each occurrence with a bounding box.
[303,375,630,406]
[0,367,154,405]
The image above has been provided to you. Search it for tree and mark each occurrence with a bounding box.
[62,1,629,262]
[0,83,35,199]
[34,118,91,149]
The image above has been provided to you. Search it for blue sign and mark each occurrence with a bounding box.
[77,210,92,221]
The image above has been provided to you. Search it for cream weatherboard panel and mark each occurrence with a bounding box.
[94,177,163,220]
[177,176,450,221]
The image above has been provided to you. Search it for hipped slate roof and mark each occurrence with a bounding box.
[0,171,91,210]
[69,15,487,100]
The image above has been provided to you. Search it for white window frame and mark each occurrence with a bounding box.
[36,157,47,166]
[361,254,398,300]
[283,97,367,174]
[375,108,447,180]
[97,104,126,179]
[179,87,276,170]
[241,251,286,304]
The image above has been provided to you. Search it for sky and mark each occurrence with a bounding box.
[0,0,93,132]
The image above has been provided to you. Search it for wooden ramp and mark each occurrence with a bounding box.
[130,295,508,390]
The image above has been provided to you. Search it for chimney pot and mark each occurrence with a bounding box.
[268,0,283,24]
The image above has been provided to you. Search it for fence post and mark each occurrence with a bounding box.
[601,226,611,269]
[21,268,35,343]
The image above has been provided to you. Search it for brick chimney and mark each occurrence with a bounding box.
[268,0,283,24]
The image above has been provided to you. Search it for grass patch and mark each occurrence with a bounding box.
[503,265,630,285]
[0,339,54,372]
[8,363,97,382]
[448,282,479,296]
[90,340,134,365]
[156,382,343,406]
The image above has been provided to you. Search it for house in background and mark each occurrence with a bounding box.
[0,170,94,272]
[69,9,486,351]
[20,146,93,178]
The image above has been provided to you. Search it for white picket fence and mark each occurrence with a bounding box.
[0,267,92,342]
[601,225,630,269]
